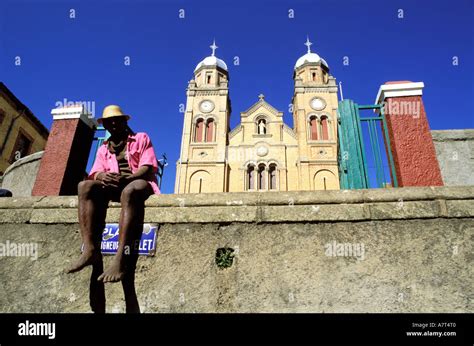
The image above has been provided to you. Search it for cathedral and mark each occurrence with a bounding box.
[174,38,340,193]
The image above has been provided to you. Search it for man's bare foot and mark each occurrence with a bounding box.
[98,261,125,283]
[67,250,101,274]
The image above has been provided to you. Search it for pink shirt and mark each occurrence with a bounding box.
[88,132,161,194]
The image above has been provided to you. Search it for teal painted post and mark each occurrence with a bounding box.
[353,102,369,188]
[379,106,399,187]
[337,100,368,189]
[337,117,349,189]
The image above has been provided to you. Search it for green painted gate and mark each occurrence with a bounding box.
[337,100,398,189]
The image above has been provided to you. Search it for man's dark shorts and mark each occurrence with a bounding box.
[100,181,153,203]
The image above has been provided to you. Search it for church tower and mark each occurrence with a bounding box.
[175,41,231,193]
[292,37,340,190]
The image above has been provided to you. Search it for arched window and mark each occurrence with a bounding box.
[258,164,266,190]
[194,119,204,142]
[268,164,277,190]
[247,165,255,190]
[309,116,318,140]
[205,119,214,142]
[257,119,266,134]
[320,116,329,140]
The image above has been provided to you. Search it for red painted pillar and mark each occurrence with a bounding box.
[32,106,97,196]
[376,81,443,187]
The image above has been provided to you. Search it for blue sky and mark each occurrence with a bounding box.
[1,0,473,193]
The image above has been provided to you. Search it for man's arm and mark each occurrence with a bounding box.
[119,165,154,184]
[131,165,153,179]
[137,133,159,173]
[88,146,107,180]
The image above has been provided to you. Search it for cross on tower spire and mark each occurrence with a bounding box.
[304,36,313,54]
[210,39,218,57]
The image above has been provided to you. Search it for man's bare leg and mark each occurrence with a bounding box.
[98,179,152,283]
[122,204,144,313]
[121,214,142,313]
[90,257,106,313]
[120,196,144,313]
[122,263,140,313]
[67,180,109,273]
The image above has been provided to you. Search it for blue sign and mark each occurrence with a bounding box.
[82,223,158,256]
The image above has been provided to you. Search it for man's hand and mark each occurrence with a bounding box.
[96,172,120,187]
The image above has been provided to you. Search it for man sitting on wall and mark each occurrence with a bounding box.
[67,105,160,286]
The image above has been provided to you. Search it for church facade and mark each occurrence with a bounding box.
[174,39,340,193]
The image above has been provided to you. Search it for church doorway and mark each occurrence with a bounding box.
[189,170,211,193]
[314,170,338,190]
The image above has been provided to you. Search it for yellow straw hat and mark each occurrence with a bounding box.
[97,105,131,124]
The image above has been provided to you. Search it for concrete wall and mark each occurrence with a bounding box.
[0,151,43,197]
[0,186,472,313]
[432,129,474,186]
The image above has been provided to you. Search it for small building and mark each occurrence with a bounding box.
[0,82,49,176]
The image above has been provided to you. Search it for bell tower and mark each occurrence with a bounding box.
[292,37,340,190]
[175,40,231,193]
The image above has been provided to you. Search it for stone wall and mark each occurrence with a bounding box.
[0,186,472,313]
[0,151,43,197]
[432,129,474,186]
